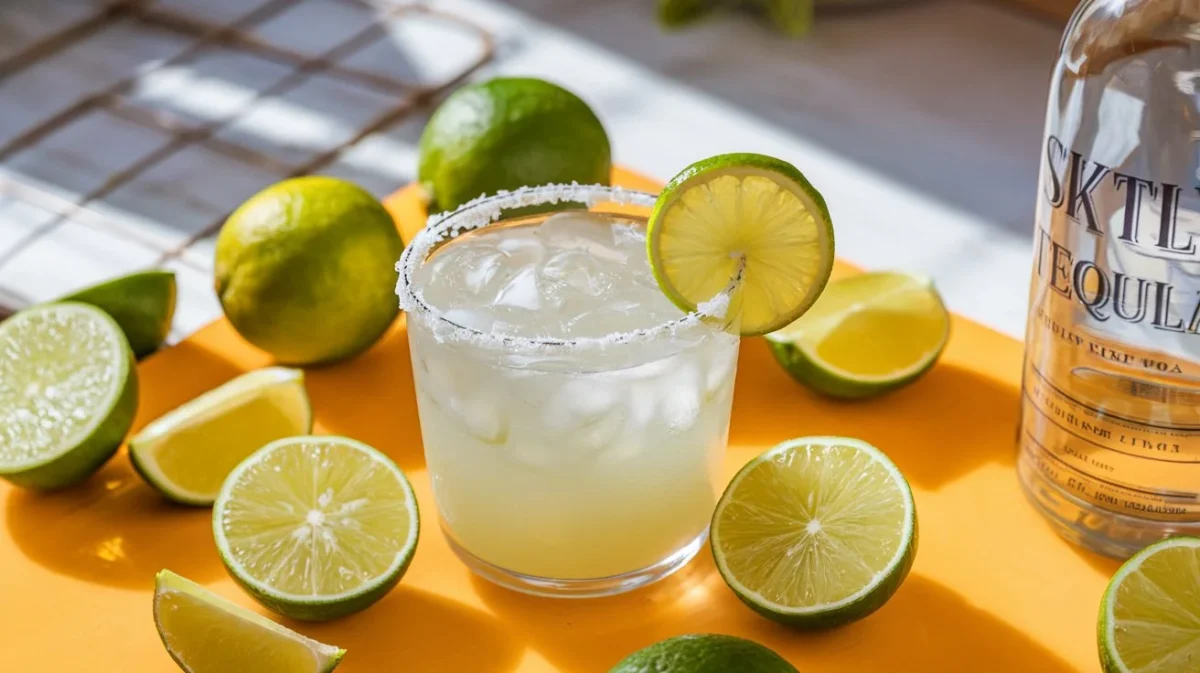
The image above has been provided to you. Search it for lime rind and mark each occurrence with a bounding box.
[129,367,312,506]
[765,272,950,399]
[154,570,345,673]
[1099,536,1200,673]
[712,436,917,629]
[0,302,138,489]
[213,436,419,622]
[648,153,835,337]
[60,269,177,359]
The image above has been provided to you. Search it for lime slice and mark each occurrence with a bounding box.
[213,436,419,621]
[712,436,917,629]
[60,269,177,359]
[1099,537,1200,673]
[609,634,798,673]
[155,569,344,673]
[647,153,835,336]
[0,303,138,489]
[130,367,312,506]
[765,271,950,399]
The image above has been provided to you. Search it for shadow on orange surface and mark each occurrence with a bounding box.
[4,459,220,589]
[472,553,1081,673]
[301,585,524,673]
[730,338,1022,490]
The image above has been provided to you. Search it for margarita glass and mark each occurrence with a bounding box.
[396,185,740,597]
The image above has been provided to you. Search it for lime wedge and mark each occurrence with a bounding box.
[213,436,419,621]
[1099,537,1200,673]
[155,569,344,673]
[765,271,950,399]
[609,634,798,673]
[712,436,917,629]
[0,303,138,489]
[647,153,835,336]
[60,269,177,359]
[130,367,312,506]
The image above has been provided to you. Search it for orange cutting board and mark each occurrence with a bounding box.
[0,169,1113,672]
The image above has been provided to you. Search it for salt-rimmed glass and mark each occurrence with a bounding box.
[397,184,740,597]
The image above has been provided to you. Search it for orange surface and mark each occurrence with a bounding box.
[0,169,1115,672]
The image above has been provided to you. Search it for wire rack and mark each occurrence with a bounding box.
[0,0,493,333]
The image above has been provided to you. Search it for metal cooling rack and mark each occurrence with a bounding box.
[0,0,493,335]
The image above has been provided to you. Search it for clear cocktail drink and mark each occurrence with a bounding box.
[397,185,739,597]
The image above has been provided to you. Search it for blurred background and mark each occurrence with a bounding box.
[0,0,1074,339]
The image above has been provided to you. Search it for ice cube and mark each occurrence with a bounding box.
[535,212,625,263]
[704,347,739,401]
[494,266,542,311]
[454,396,509,445]
[540,249,612,297]
[463,251,503,295]
[442,308,494,332]
[660,364,703,433]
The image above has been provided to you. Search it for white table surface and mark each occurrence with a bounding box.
[0,0,1062,341]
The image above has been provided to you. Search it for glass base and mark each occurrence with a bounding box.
[444,526,708,598]
[1018,456,1200,560]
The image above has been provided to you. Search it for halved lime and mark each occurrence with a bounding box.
[130,367,312,506]
[712,436,917,629]
[647,153,835,336]
[609,634,798,673]
[213,436,419,621]
[765,271,949,399]
[154,569,344,673]
[1099,536,1200,673]
[0,302,138,489]
[60,269,177,359]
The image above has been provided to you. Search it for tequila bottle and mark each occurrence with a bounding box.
[1018,0,1200,558]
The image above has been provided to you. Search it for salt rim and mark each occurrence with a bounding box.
[395,183,739,355]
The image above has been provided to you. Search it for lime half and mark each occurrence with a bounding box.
[155,569,344,673]
[712,436,917,629]
[0,302,138,489]
[213,436,419,621]
[765,271,950,399]
[1099,536,1200,673]
[648,153,834,336]
[609,634,798,673]
[130,367,312,506]
[60,269,177,358]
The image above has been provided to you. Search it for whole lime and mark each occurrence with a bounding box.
[608,634,798,673]
[418,77,612,212]
[214,177,402,365]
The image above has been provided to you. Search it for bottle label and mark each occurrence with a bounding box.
[1020,135,1200,519]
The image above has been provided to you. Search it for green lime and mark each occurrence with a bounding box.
[0,302,138,489]
[418,77,612,212]
[213,436,419,621]
[1099,536,1200,673]
[712,436,917,629]
[155,570,345,673]
[765,271,950,399]
[647,153,835,336]
[608,634,797,673]
[130,367,312,506]
[60,269,177,359]
[215,177,402,366]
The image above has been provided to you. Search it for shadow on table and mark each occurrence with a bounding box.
[2,338,250,588]
[472,550,1081,672]
[495,0,1055,235]
[4,459,222,589]
[301,585,524,673]
[730,337,1021,490]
